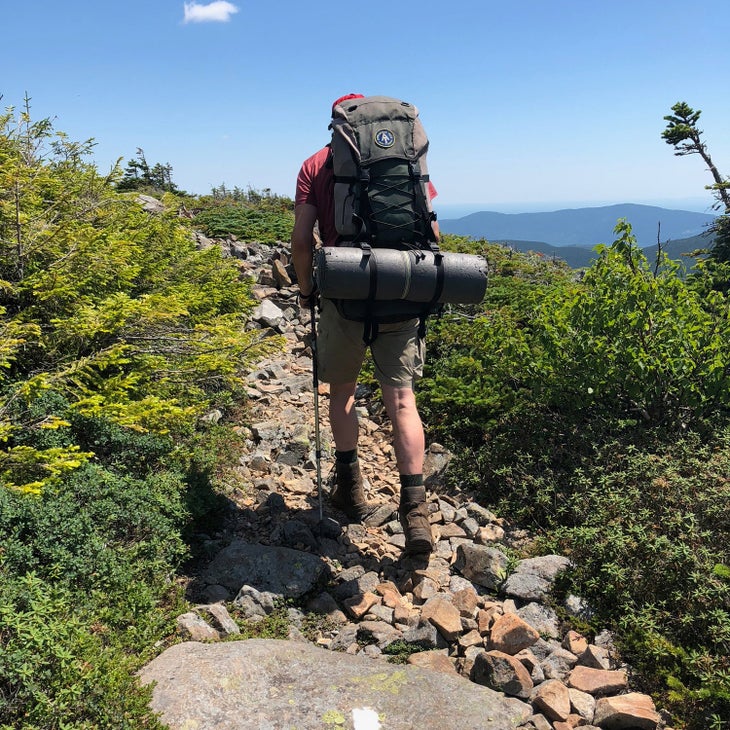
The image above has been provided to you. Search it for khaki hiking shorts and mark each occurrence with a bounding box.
[316,298,425,388]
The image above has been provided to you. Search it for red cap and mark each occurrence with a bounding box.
[332,93,364,113]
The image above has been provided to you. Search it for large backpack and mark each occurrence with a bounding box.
[326,95,442,342]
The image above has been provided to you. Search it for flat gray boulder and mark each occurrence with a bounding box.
[201,541,328,598]
[139,639,531,729]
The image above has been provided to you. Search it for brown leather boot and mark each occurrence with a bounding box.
[330,460,375,522]
[399,487,433,556]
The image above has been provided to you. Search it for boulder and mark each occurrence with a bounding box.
[139,639,531,729]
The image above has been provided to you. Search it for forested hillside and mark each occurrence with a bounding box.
[1,108,729,729]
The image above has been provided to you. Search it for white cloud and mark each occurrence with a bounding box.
[183,2,239,24]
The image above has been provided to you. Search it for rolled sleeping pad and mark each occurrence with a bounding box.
[314,247,487,303]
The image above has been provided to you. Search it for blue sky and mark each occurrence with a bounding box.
[2,0,728,215]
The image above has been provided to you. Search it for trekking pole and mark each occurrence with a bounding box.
[309,298,324,526]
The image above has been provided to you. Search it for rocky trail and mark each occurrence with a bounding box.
[139,238,672,730]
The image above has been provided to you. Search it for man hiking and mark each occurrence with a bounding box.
[291,93,439,556]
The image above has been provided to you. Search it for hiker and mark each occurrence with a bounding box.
[291,93,439,556]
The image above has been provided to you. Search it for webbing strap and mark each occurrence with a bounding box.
[418,252,445,340]
[363,320,379,346]
[362,245,378,345]
[409,161,437,244]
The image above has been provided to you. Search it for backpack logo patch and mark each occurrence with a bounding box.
[374,129,395,148]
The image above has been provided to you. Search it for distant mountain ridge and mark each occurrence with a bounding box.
[440,203,715,249]
[489,234,712,269]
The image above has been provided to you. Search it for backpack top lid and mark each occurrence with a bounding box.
[331,93,364,114]
[330,95,427,166]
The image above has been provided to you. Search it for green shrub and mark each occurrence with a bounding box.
[0,105,273,727]
[542,432,730,727]
[1,105,279,493]
[0,571,171,729]
[419,227,730,728]
[194,202,294,243]
[530,221,730,428]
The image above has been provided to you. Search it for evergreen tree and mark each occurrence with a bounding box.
[116,147,180,194]
[662,102,730,264]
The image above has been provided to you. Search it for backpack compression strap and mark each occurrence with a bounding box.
[361,243,379,345]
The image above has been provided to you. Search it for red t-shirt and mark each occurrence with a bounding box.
[295,146,337,246]
[295,145,437,247]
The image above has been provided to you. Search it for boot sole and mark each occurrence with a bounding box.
[404,538,433,556]
[404,527,433,555]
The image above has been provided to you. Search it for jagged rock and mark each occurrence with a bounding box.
[334,569,380,600]
[540,647,579,681]
[464,502,498,525]
[272,259,292,288]
[375,581,404,608]
[330,623,359,652]
[530,678,572,722]
[233,585,277,619]
[407,649,459,676]
[139,640,531,730]
[281,519,318,550]
[421,595,463,641]
[454,543,509,591]
[476,523,506,543]
[578,644,612,670]
[305,592,348,624]
[563,593,594,620]
[488,612,541,654]
[517,602,561,639]
[593,692,660,729]
[503,572,553,602]
[195,604,240,637]
[526,714,553,730]
[357,620,403,648]
[366,603,394,623]
[471,650,533,698]
[452,586,479,617]
[423,443,452,488]
[568,687,596,723]
[202,541,328,598]
[562,629,589,656]
[200,408,223,424]
[459,629,484,650]
[363,503,396,527]
[568,666,628,696]
[176,612,219,641]
[252,299,284,328]
[344,592,381,620]
[412,575,440,603]
[250,420,282,442]
[504,555,571,602]
[528,638,563,661]
[137,194,164,213]
[515,555,571,582]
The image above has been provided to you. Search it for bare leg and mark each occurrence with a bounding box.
[329,381,359,451]
[381,385,425,474]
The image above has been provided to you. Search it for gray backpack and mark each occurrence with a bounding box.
[328,95,441,342]
[330,95,438,250]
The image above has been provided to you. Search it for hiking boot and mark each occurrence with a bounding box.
[330,460,375,522]
[399,501,434,556]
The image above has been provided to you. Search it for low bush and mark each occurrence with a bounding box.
[0,452,190,727]
[194,202,294,243]
[419,228,730,728]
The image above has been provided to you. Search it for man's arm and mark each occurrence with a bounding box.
[291,203,318,300]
